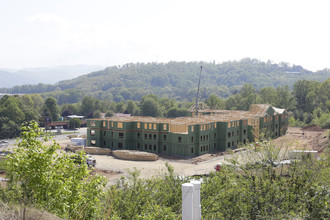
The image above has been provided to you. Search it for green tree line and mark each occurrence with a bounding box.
[1,78,329,139]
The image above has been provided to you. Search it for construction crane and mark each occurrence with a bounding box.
[195,65,203,116]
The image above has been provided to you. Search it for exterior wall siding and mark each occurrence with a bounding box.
[87,106,288,157]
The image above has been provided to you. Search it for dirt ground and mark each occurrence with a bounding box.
[3,127,328,184]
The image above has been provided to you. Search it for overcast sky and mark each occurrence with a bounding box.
[1,0,329,71]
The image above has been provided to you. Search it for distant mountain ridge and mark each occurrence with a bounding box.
[1,59,329,103]
[0,65,105,88]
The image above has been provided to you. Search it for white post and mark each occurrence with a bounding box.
[191,181,201,220]
[182,183,194,220]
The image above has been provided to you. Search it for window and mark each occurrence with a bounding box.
[137,133,140,138]
[214,123,217,128]
[153,145,156,150]
[227,142,231,148]
[237,121,240,126]
[232,141,234,146]
[214,133,216,138]
[178,137,182,143]
[203,135,205,141]
[237,140,239,145]
[145,144,147,149]
[153,134,156,140]
[149,124,152,129]
[137,143,140,149]
[191,148,194,153]
[103,140,106,147]
[264,118,267,122]
[103,121,106,127]
[232,131,234,137]
[90,121,95,126]
[111,131,113,137]
[206,145,208,151]
[276,124,278,129]
[203,146,205,151]
[191,126,194,132]
[191,136,194,142]
[112,141,113,147]
[91,140,96,146]
[137,122,140,128]
[275,132,278,137]
[149,145,152,150]
[276,116,278,120]
[228,123,231,128]
[163,145,167,151]
[243,129,247,135]
[164,135,167,140]
[214,143,216,148]
[103,131,106,136]
[237,130,239,136]
[201,136,203,141]
[144,124,147,129]
[232,122,235,127]
[90,130,95,136]
[118,143,122,148]
[163,124,167,130]
[243,139,246,144]
[153,124,156,130]
[149,134,152,140]
[119,133,124,138]
[244,120,247,125]
[118,122,123,128]
[206,135,208,141]
[145,134,147,139]
[228,132,231,138]
[200,146,203,152]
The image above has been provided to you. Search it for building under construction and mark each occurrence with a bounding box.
[87,104,288,156]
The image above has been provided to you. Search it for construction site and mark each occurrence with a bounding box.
[87,104,289,156]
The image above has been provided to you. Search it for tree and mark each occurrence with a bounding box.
[44,97,60,121]
[166,107,188,118]
[80,96,97,117]
[93,110,102,118]
[105,110,114,117]
[6,122,107,219]
[206,94,225,109]
[69,118,81,129]
[125,100,137,115]
[140,98,163,117]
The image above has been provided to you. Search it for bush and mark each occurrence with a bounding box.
[3,121,107,219]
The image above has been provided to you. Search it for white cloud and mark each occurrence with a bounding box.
[26,13,70,28]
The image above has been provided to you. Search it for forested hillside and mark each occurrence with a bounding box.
[1,58,329,104]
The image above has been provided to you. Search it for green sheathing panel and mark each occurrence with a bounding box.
[247,125,254,142]
[87,120,103,147]
[239,119,249,144]
[86,106,288,157]
[279,112,288,136]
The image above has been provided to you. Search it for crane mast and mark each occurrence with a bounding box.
[195,65,203,116]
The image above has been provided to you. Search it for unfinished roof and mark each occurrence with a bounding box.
[248,104,272,117]
[272,107,285,114]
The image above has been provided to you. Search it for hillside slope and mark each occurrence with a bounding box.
[2,59,330,102]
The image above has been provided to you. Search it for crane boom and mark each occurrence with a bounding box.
[195,65,203,116]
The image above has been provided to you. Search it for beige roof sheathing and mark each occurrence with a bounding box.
[91,104,282,134]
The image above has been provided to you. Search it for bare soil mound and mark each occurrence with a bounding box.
[112,150,158,161]
[303,124,324,132]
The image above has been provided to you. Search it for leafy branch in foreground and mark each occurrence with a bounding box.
[2,121,107,219]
